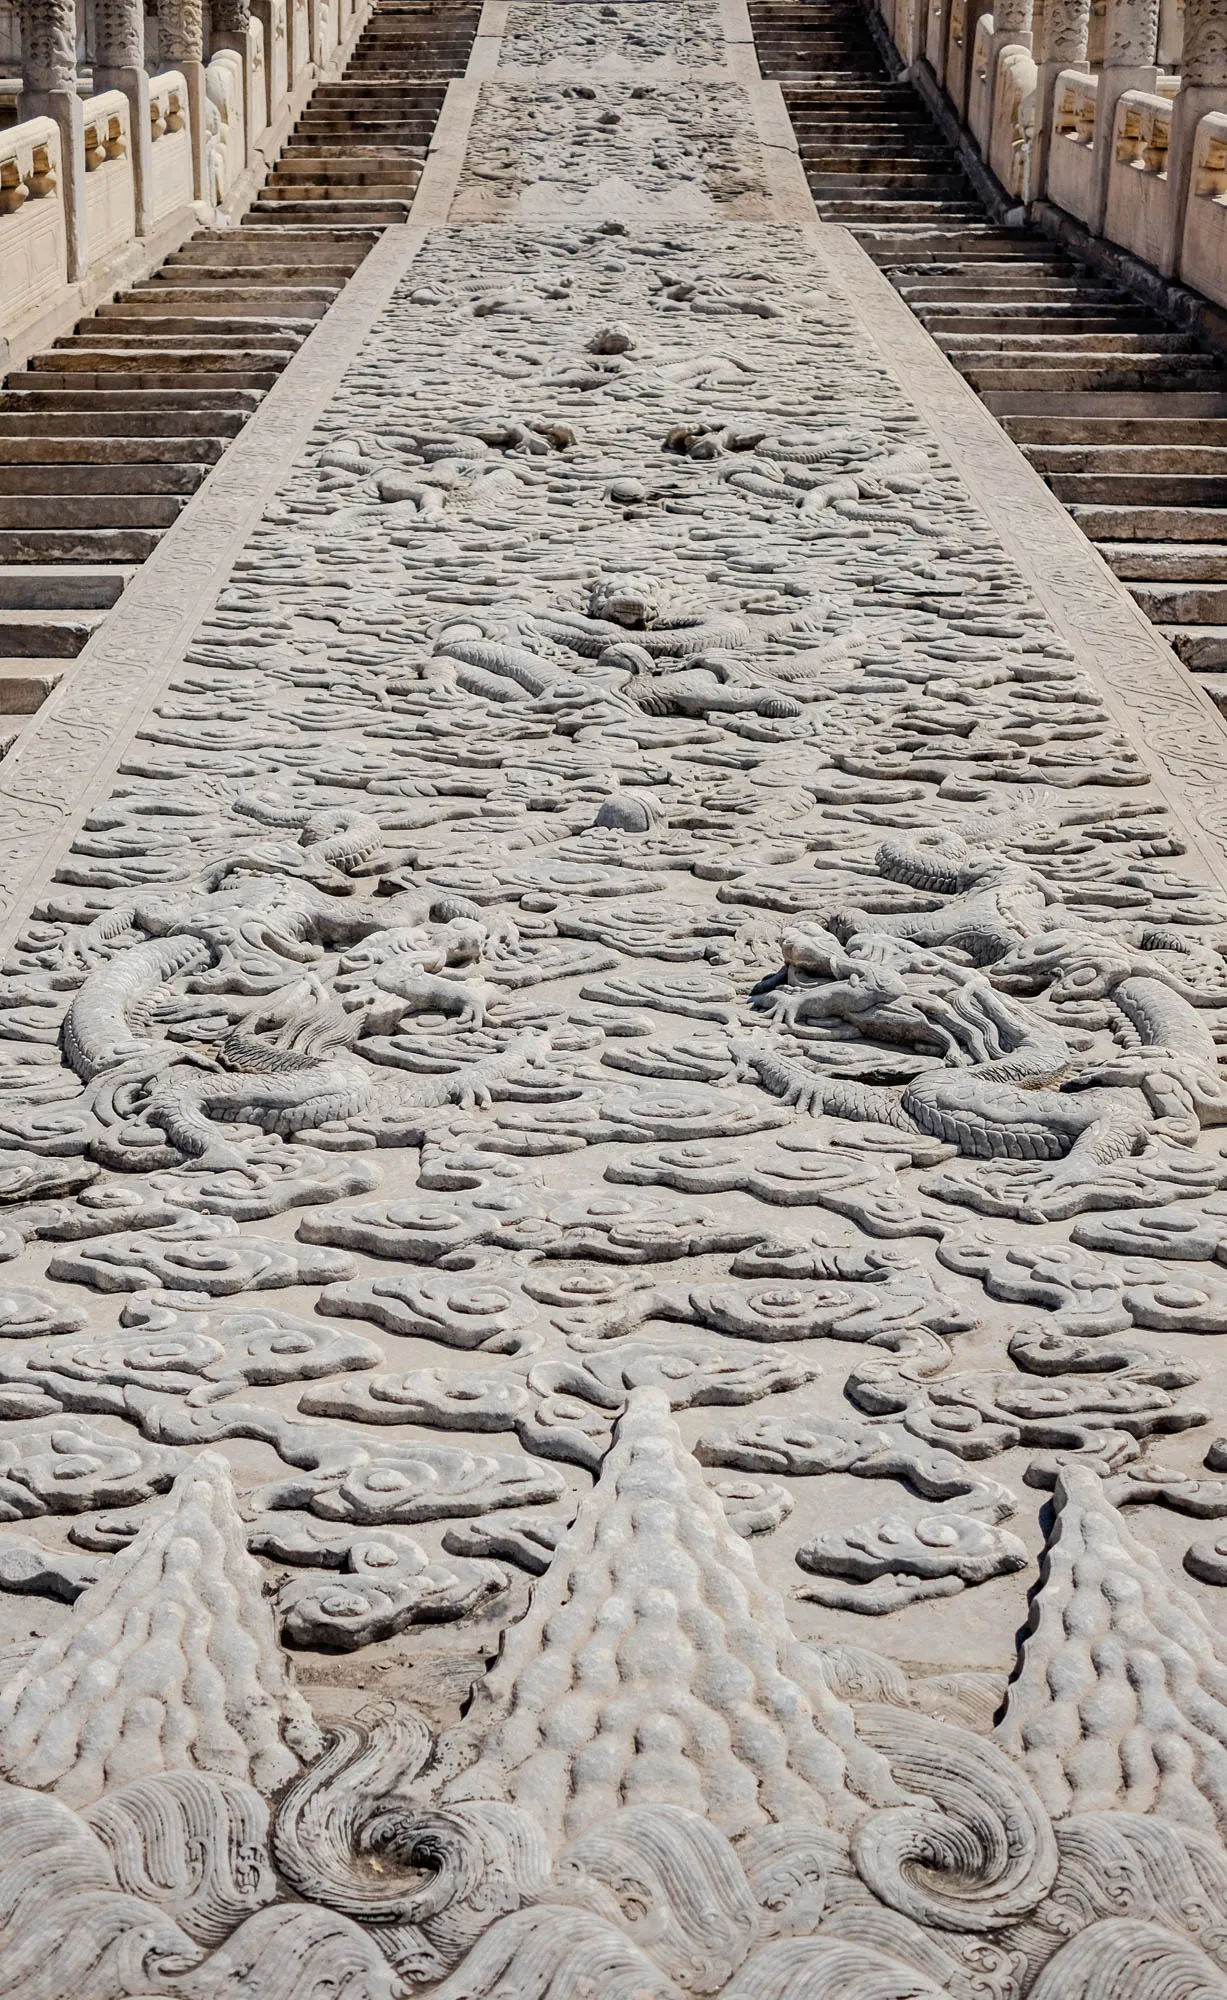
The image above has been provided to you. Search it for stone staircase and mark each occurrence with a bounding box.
[0,0,479,754]
[251,0,478,226]
[751,0,1227,700]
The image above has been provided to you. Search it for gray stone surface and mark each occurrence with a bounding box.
[3,3,1227,1996]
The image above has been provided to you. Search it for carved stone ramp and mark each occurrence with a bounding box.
[0,6,1227,2000]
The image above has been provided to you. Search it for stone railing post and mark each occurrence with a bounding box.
[93,0,152,233]
[209,0,259,168]
[19,0,85,279]
[158,0,207,199]
[985,0,1033,135]
[1164,0,1227,275]
[1087,0,1160,228]
[1030,0,1092,196]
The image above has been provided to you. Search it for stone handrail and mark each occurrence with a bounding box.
[1182,108,1227,307]
[968,10,995,145]
[1104,88,1172,265]
[1048,67,1096,220]
[146,69,195,229]
[865,0,1227,315]
[81,87,136,265]
[0,113,66,342]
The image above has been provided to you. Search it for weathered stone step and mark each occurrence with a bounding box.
[260,178,419,198]
[898,282,1113,303]
[1026,444,1227,474]
[147,266,353,288]
[939,331,1199,355]
[269,157,424,180]
[1158,625,1227,669]
[32,346,290,372]
[961,363,1226,393]
[922,312,1161,336]
[859,235,1054,261]
[294,121,440,136]
[1071,505,1227,541]
[115,292,334,320]
[1098,542,1227,581]
[0,496,184,529]
[246,201,412,224]
[0,528,162,563]
[827,202,986,223]
[21,369,280,393]
[1128,583,1227,624]
[0,390,259,418]
[0,608,103,656]
[0,435,224,464]
[1007,416,1227,444]
[0,565,132,609]
[168,232,378,263]
[984,390,1227,417]
[1143,580,1227,624]
[0,463,206,497]
[0,661,64,712]
[75,323,310,347]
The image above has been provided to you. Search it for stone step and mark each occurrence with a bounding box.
[19,369,280,392]
[859,235,1054,260]
[898,283,1113,303]
[1008,416,1227,444]
[1098,542,1227,581]
[1128,582,1227,623]
[168,233,378,262]
[0,494,184,529]
[260,178,419,199]
[0,435,223,464]
[983,390,1227,416]
[923,312,1162,336]
[0,397,254,426]
[0,565,133,609]
[1157,625,1227,669]
[268,159,424,183]
[32,345,290,372]
[312,83,449,98]
[0,608,104,656]
[825,202,985,222]
[76,322,310,347]
[245,200,411,224]
[809,176,966,195]
[0,527,162,563]
[148,265,354,287]
[1048,473,1227,506]
[1027,444,1227,474]
[1071,504,1227,541]
[114,291,334,320]
[0,661,64,712]
[961,363,1226,393]
[0,462,206,497]
[938,330,1199,354]
[293,125,438,141]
